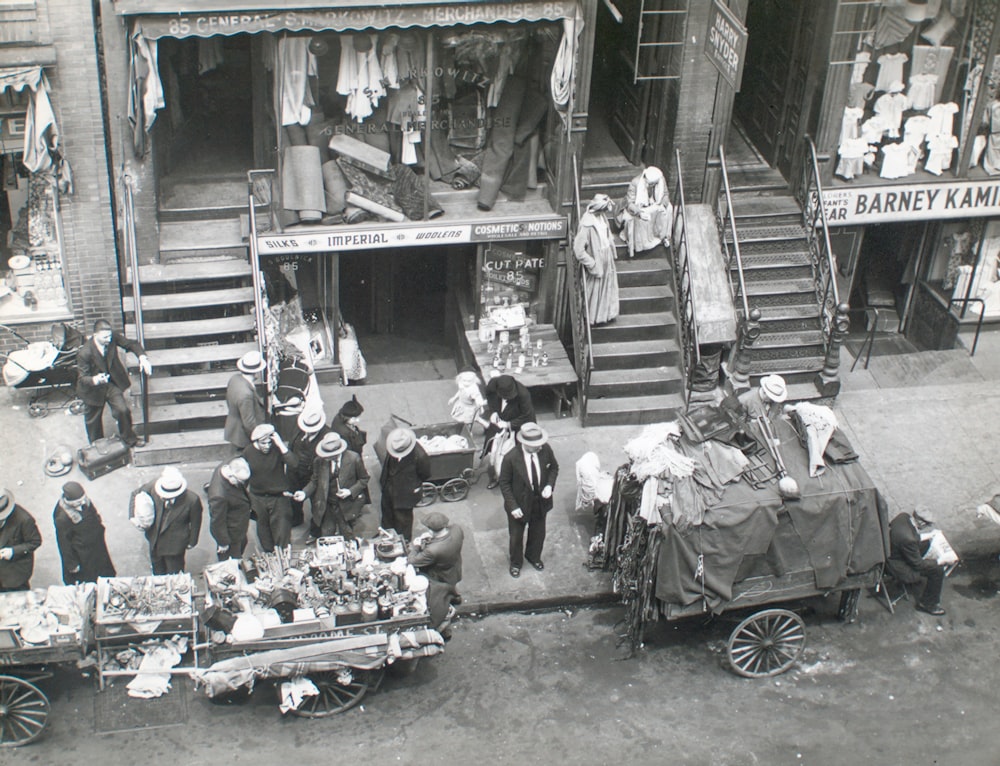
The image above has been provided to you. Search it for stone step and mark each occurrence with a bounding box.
[725,224,808,244]
[160,219,245,253]
[745,355,825,377]
[588,366,684,397]
[160,247,251,264]
[616,257,670,288]
[123,286,255,313]
[619,284,674,314]
[584,393,685,427]
[126,313,256,340]
[159,177,248,211]
[128,259,252,285]
[590,312,675,343]
[135,370,233,397]
[756,329,826,349]
[591,338,679,369]
[729,194,802,220]
[146,399,228,423]
[744,278,816,298]
[132,428,233,466]
[736,249,812,268]
[739,264,814,283]
[126,341,258,369]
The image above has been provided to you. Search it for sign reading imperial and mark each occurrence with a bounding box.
[818,178,1000,225]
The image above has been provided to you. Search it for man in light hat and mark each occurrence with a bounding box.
[206,456,252,560]
[329,395,367,456]
[379,427,430,542]
[499,422,559,578]
[244,423,301,552]
[129,467,203,575]
[288,408,329,532]
[409,511,464,634]
[738,373,788,421]
[304,433,369,540]
[53,481,115,584]
[0,488,41,591]
[483,374,536,489]
[887,506,947,616]
[75,318,152,448]
[224,350,267,451]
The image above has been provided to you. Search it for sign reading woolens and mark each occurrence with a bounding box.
[818,179,1000,225]
[256,217,567,254]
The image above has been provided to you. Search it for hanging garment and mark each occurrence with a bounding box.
[550,17,576,125]
[984,100,1000,176]
[337,34,386,122]
[925,133,958,175]
[572,197,620,325]
[875,52,909,93]
[873,9,913,50]
[380,33,400,90]
[198,37,224,74]
[860,116,887,145]
[926,101,959,138]
[908,74,938,111]
[836,137,870,180]
[873,92,910,137]
[839,107,864,145]
[902,115,933,149]
[880,142,918,179]
[277,37,317,127]
[127,30,165,156]
[850,51,871,84]
[848,81,875,109]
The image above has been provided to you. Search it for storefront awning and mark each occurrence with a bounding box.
[0,65,43,94]
[121,1,578,39]
[0,65,71,185]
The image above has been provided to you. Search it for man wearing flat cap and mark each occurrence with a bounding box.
[330,395,368,456]
[379,427,430,542]
[0,488,41,591]
[499,422,559,578]
[128,467,203,575]
[206,456,252,560]
[483,374,536,489]
[409,511,464,632]
[224,350,267,451]
[887,506,948,616]
[304,433,370,540]
[244,423,301,552]
[53,482,115,584]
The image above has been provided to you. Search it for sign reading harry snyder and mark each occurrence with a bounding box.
[818,179,1000,225]
[257,217,567,254]
[705,0,747,91]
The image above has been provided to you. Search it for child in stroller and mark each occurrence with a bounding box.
[1,322,85,417]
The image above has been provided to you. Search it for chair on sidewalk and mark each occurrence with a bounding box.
[875,566,910,614]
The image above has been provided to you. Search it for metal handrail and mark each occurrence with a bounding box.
[716,145,751,319]
[849,307,880,372]
[246,170,271,362]
[570,154,595,372]
[800,136,841,353]
[121,173,149,440]
[672,148,699,404]
[949,298,985,357]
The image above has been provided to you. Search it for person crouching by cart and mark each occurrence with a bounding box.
[0,488,41,592]
[207,457,252,561]
[408,511,464,639]
[53,481,115,584]
[483,374,536,489]
[304,433,370,541]
[128,467,203,575]
[244,424,302,553]
[380,427,431,543]
[499,422,558,578]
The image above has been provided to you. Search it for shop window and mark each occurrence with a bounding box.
[935,217,1000,317]
[478,241,544,333]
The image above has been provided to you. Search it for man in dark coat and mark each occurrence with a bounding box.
[379,427,430,542]
[887,507,947,616]
[224,350,266,451]
[288,408,329,532]
[75,318,151,447]
[129,467,203,575]
[244,423,301,552]
[329,395,367,456]
[483,374,536,488]
[0,488,41,591]
[408,511,464,632]
[304,433,370,540]
[499,422,558,578]
[206,457,252,560]
[52,481,115,584]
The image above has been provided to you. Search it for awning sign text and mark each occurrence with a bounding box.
[818,179,1000,225]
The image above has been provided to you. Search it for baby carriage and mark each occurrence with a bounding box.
[0,322,85,417]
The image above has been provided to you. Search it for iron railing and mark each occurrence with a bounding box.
[671,148,698,405]
[715,144,752,323]
[949,297,985,357]
[120,173,149,440]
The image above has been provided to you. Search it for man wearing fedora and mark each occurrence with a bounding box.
[887,506,948,616]
[128,467,203,575]
[244,423,302,552]
[483,373,536,489]
[304,433,370,540]
[738,373,788,421]
[206,456,252,560]
[379,427,430,542]
[499,422,559,578]
[0,488,41,591]
[224,350,267,451]
[53,481,115,584]
[76,318,152,448]
[288,408,329,532]
[409,511,464,634]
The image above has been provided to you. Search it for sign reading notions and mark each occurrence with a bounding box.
[705,0,747,91]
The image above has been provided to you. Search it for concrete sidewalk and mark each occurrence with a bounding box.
[4,333,1000,614]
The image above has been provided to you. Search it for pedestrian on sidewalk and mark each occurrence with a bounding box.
[379,427,430,542]
[0,488,41,592]
[288,408,329,532]
[409,510,464,635]
[483,374,535,489]
[206,456,252,560]
[245,423,302,552]
[305,433,369,540]
[53,481,115,584]
[329,395,368,456]
[224,350,267,451]
[129,467,203,575]
[499,422,558,578]
[887,506,947,616]
[75,318,152,448]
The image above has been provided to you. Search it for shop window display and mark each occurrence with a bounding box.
[941,218,1000,317]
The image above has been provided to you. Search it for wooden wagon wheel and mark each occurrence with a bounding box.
[441,477,470,502]
[0,675,50,747]
[27,403,47,419]
[290,668,383,718]
[415,482,438,507]
[726,608,806,678]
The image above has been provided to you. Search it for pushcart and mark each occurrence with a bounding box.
[0,322,85,418]
[375,414,480,505]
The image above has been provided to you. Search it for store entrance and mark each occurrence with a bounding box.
[850,222,925,340]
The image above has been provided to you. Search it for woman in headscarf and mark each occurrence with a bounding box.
[617,165,673,258]
[573,193,620,325]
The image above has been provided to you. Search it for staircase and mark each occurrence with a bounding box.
[724,177,827,397]
[578,166,685,426]
[124,175,259,466]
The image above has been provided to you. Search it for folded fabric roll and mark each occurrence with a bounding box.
[282,145,326,222]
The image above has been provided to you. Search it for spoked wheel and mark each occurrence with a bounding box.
[441,477,470,502]
[67,399,86,416]
[290,668,381,718]
[27,403,47,419]
[726,608,806,678]
[415,482,438,507]
[0,675,50,747]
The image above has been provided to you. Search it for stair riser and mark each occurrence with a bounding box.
[160,247,249,263]
[588,378,683,397]
[618,271,669,288]
[133,443,232,466]
[584,406,681,427]
[143,417,226,434]
[751,345,826,362]
[593,350,678,369]
[619,295,673,314]
[743,292,818,308]
[758,317,823,333]
[739,266,814,282]
[590,323,676,343]
[748,371,824,389]
[159,206,249,223]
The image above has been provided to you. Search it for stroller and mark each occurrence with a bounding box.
[0,322,85,417]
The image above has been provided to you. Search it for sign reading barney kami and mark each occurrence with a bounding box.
[818,179,1000,225]
[705,0,747,91]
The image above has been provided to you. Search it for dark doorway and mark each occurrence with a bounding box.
[851,222,924,334]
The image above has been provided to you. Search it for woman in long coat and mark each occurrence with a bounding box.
[52,482,115,584]
[617,165,673,257]
[573,193,620,325]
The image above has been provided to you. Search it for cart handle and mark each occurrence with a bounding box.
[0,324,33,345]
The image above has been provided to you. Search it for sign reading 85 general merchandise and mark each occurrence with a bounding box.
[816,179,1000,225]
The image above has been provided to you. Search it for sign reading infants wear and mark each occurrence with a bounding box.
[819,179,1000,225]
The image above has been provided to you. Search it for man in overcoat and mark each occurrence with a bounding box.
[304,433,370,539]
[129,467,203,575]
[52,481,115,584]
[887,507,947,616]
[224,350,266,451]
[206,457,252,560]
[499,422,558,578]
[379,427,430,542]
[408,511,464,632]
[76,318,152,447]
[0,488,41,591]
[288,408,329,532]
[483,374,536,488]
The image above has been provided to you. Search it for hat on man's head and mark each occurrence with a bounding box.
[339,395,364,418]
[62,481,86,502]
[386,427,417,459]
[315,433,348,459]
[297,409,327,434]
[421,511,450,532]
[250,423,275,443]
[93,319,113,333]
[913,506,936,526]
[760,374,788,403]
[517,422,548,448]
[237,350,266,374]
[155,467,187,499]
[495,374,517,399]
[227,457,251,482]
[0,488,12,514]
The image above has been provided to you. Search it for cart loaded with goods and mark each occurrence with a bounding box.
[599,398,890,677]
